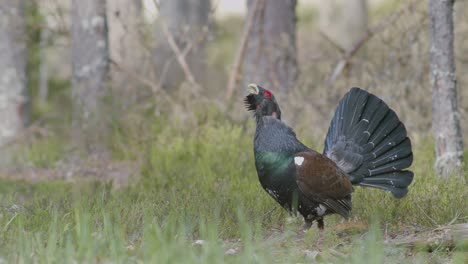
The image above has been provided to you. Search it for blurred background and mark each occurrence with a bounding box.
[0,0,466,181]
[0,1,467,262]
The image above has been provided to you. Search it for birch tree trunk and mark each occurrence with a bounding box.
[428,0,464,177]
[107,0,142,105]
[71,0,109,125]
[0,0,28,148]
[38,27,50,103]
[243,0,298,93]
[156,0,211,90]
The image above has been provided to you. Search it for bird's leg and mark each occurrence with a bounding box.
[316,218,325,247]
[317,218,324,230]
[303,218,313,231]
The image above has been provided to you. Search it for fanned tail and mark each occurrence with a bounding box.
[323,87,413,198]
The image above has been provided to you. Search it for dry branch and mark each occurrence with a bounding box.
[153,0,212,92]
[326,1,416,85]
[319,30,346,54]
[388,224,468,251]
[156,39,197,91]
[109,58,176,105]
[224,0,263,101]
[160,23,200,90]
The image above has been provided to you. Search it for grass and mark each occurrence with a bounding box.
[15,137,66,169]
[0,113,467,263]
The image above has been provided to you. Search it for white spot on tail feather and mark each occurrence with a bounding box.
[294,156,305,166]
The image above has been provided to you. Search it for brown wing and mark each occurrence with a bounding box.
[294,150,353,218]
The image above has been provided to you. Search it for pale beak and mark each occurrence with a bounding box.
[247,83,260,95]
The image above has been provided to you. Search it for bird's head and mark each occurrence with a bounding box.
[244,83,281,121]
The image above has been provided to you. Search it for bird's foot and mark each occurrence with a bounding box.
[302,219,313,232]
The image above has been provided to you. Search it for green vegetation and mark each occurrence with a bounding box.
[1,112,466,262]
[16,137,66,168]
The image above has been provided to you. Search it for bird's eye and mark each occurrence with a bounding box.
[263,90,273,99]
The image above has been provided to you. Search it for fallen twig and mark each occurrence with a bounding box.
[262,206,278,222]
[416,203,438,227]
[445,212,461,226]
[389,223,468,252]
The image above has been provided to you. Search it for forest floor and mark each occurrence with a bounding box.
[0,177,466,263]
[0,118,466,263]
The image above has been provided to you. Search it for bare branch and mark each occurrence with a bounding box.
[109,58,175,105]
[160,22,200,90]
[319,30,346,54]
[326,1,416,85]
[153,0,207,92]
[225,0,263,101]
[154,40,197,91]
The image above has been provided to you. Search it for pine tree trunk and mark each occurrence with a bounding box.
[107,0,142,105]
[243,0,298,93]
[155,0,211,90]
[0,0,28,148]
[71,0,109,124]
[428,0,464,177]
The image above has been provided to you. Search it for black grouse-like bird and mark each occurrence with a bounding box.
[245,84,413,229]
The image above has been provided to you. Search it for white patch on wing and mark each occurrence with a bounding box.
[266,188,279,199]
[294,156,305,166]
[316,204,327,216]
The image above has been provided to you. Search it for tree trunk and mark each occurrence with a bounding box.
[38,27,50,103]
[317,0,368,52]
[155,0,211,90]
[428,0,464,177]
[0,0,28,148]
[107,0,142,106]
[71,0,109,124]
[243,0,298,93]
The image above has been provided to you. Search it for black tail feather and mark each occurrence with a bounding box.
[363,123,407,160]
[359,182,409,198]
[369,139,412,168]
[360,171,414,188]
[323,87,414,198]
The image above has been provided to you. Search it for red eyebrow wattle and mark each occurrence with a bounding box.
[264,90,273,98]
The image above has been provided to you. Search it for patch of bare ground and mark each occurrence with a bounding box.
[389,223,468,252]
[0,152,139,187]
